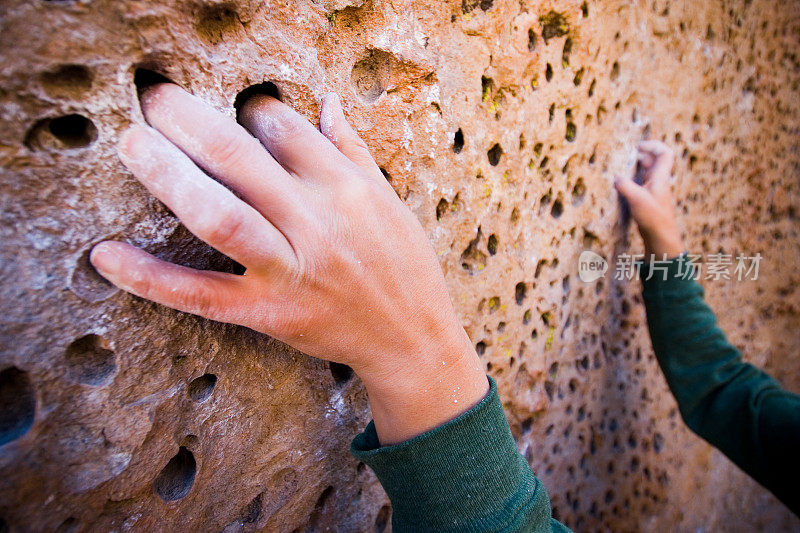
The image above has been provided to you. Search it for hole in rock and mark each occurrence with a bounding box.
[523,309,532,324]
[187,373,217,402]
[26,114,97,150]
[528,29,538,51]
[588,79,596,97]
[242,492,263,524]
[195,3,240,44]
[487,234,499,255]
[573,68,585,86]
[305,486,334,528]
[436,198,449,220]
[544,380,555,401]
[40,64,93,98]
[70,244,119,303]
[56,517,79,533]
[565,121,577,142]
[374,504,391,532]
[539,10,569,43]
[481,75,494,100]
[50,114,97,148]
[515,282,528,305]
[545,63,554,82]
[154,447,197,501]
[234,81,281,120]
[610,61,621,81]
[351,49,392,103]
[653,432,665,453]
[181,434,199,449]
[572,178,586,203]
[487,143,503,166]
[65,334,116,386]
[329,362,353,385]
[452,128,464,153]
[0,367,36,446]
[133,68,173,99]
[581,1,589,17]
[460,228,487,274]
[562,37,573,66]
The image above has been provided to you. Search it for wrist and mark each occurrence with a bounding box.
[643,230,684,259]
[360,328,489,446]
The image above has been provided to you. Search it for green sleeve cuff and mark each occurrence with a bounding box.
[640,253,703,301]
[351,376,565,532]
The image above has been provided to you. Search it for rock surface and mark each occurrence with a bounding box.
[1,0,800,531]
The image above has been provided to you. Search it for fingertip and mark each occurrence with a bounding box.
[613,175,638,198]
[117,125,153,161]
[90,241,124,276]
[139,82,177,108]
[319,93,342,139]
[322,92,344,117]
[238,93,281,128]
[322,91,341,106]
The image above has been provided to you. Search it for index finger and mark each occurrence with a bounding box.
[118,125,296,270]
[637,140,674,188]
[140,84,304,233]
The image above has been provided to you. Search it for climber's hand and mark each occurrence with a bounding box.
[90,84,487,445]
[614,140,684,258]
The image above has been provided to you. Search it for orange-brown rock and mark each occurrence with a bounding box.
[1,0,799,531]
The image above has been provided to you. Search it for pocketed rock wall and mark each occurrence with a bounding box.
[1,0,800,531]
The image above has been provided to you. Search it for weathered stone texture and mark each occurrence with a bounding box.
[1,0,800,531]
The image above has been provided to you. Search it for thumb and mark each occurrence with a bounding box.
[614,176,660,229]
[319,92,383,181]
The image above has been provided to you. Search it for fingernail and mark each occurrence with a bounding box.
[90,242,121,276]
[320,93,345,139]
[328,93,344,118]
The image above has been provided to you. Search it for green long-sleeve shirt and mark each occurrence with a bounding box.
[641,256,800,516]
[348,255,799,530]
[351,376,569,532]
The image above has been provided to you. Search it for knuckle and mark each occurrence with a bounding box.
[204,130,249,169]
[129,269,155,300]
[182,280,218,317]
[243,97,307,145]
[337,177,378,205]
[269,111,307,144]
[199,204,245,249]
